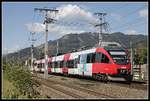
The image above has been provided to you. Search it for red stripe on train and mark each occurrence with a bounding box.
[48,67,51,73]
[62,67,68,73]
[64,53,70,61]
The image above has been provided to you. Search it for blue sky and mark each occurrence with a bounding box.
[2,2,148,54]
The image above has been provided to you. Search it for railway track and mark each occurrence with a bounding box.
[33,73,147,90]
[33,77,84,98]
[51,73,147,90]
[56,73,147,90]
[32,74,117,98]
[107,80,147,90]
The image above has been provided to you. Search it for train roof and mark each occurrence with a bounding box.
[34,42,125,62]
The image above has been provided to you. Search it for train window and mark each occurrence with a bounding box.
[33,63,37,66]
[57,61,60,68]
[38,64,40,68]
[67,60,74,68]
[63,61,66,67]
[71,60,74,68]
[38,63,42,68]
[101,53,110,63]
[67,61,69,68]
[37,64,40,68]
[86,53,96,63]
[108,50,129,65]
[55,62,58,68]
[87,54,91,63]
[48,63,52,67]
[60,61,63,68]
[52,62,56,68]
[91,53,96,63]
[78,56,80,63]
[96,53,102,63]
[80,54,87,64]
[74,59,78,68]
[66,61,68,67]
[52,62,55,68]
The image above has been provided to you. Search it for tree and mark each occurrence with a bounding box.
[139,48,147,64]
[134,48,147,65]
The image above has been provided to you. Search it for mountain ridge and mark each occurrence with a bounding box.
[4,32,147,61]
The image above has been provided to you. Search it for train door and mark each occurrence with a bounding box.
[78,54,87,76]
[73,58,78,75]
[85,53,95,76]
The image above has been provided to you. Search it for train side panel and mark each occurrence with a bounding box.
[92,63,117,75]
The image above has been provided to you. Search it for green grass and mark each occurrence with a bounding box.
[2,61,39,99]
[2,75,28,99]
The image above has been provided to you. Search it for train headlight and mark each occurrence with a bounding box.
[120,69,127,74]
[118,69,128,74]
[120,69,125,73]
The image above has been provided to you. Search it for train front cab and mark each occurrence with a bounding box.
[93,47,133,82]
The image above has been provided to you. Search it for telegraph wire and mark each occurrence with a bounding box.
[110,6,147,31]
[110,16,147,32]
[113,21,146,32]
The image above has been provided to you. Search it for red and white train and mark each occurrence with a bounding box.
[33,45,133,82]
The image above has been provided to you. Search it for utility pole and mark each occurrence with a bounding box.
[94,13,107,47]
[56,40,59,56]
[31,32,36,72]
[34,7,58,79]
[130,41,133,76]
[3,49,8,64]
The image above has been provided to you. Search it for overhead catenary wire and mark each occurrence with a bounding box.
[47,3,140,33]
[110,16,147,32]
[105,3,130,14]
[120,5,146,19]
[110,6,147,31]
[113,21,146,32]
[29,4,147,58]
[106,5,147,48]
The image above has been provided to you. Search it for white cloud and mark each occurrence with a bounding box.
[139,9,148,18]
[26,22,45,33]
[47,24,85,38]
[26,22,85,37]
[125,30,139,35]
[26,4,99,39]
[54,4,98,25]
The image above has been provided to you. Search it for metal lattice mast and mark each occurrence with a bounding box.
[34,7,58,79]
[130,41,133,76]
[94,13,107,47]
[56,40,59,56]
[31,32,36,71]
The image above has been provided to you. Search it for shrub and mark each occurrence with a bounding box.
[2,60,35,98]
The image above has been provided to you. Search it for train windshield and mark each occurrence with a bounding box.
[108,51,129,65]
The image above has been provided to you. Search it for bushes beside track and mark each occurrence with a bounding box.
[2,60,36,99]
